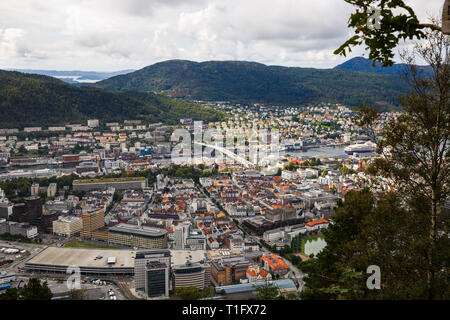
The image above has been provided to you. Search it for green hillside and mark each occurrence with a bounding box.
[0,70,223,128]
[96,60,412,109]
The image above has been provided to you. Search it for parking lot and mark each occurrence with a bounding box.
[46,277,125,300]
[0,246,29,268]
[8,275,126,300]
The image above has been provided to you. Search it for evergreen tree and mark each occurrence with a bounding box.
[20,278,53,300]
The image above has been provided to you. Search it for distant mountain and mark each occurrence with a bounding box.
[0,70,223,128]
[334,57,432,77]
[95,59,412,110]
[6,69,135,85]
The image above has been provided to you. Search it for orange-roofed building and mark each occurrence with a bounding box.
[245,265,272,283]
[290,159,302,165]
[273,176,281,182]
[260,254,290,276]
[305,219,329,231]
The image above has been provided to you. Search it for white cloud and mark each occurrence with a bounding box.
[0,28,34,59]
[0,0,444,71]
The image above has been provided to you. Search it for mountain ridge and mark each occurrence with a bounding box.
[334,57,432,76]
[95,59,413,110]
[0,70,223,128]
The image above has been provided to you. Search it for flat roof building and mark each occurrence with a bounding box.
[73,177,148,191]
[25,247,135,275]
[210,255,251,286]
[109,223,168,249]
[134,250,171,297]
[173,262,210,290]
[145,261,170,298]
[215,279,297,300]
[53,216,83,237]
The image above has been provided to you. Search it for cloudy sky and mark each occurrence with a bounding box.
[0,0,444,71]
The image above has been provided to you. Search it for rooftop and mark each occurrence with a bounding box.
[73,177,146,185]
[306,219,329,227]
[171,250,208,266]
[109,223,168,238]
[215,279,296,295]
[26,247,135,269]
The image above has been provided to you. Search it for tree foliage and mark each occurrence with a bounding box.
[307,27,450,300]
[362,27,450,299]
[301,189,449,300]
[0,70,223,128]
[20,278,53,300]
[173,286,214,300]
[95,60,411,108]
[335,0,442,66]
[0,278,54,300]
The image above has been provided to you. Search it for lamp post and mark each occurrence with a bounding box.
[443,0,450,34]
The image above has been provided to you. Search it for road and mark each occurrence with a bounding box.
[198,180,306,293]
[0,240,47,273]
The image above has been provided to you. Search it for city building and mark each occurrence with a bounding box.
[260,254,290,276]
[305,219,329,231]
[210,256,252,286]
[0,201,13,220]
[172,261,211,290]
[73,177,148,191]
[25,247,134,275]
[0,220,38,238]
[145,261,170,298]
[134,250,171,298]
[108,223,168,249]
[88,119,100,128]
[47,183,57,198]
[80,209,108,241]
[10,196,43,226]
[215,279,297,300]
[245,265,272,283]
[52,216,83,237]
[31,183,40,196]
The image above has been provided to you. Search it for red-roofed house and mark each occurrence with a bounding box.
[261,254,290,276]
[305,219,329,231]
[246,266,272,283]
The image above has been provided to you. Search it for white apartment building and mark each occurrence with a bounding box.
[52,216,83,237]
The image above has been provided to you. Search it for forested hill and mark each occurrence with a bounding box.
[95,59,412,110]
[334,56,433,77]
[0,70,223,128]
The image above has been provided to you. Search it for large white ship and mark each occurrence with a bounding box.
[344,141,377,155]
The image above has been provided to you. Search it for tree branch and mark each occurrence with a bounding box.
[420,24,442,32]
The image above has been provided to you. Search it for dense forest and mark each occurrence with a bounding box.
[95,59,412,110]
[0,70,224,128]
